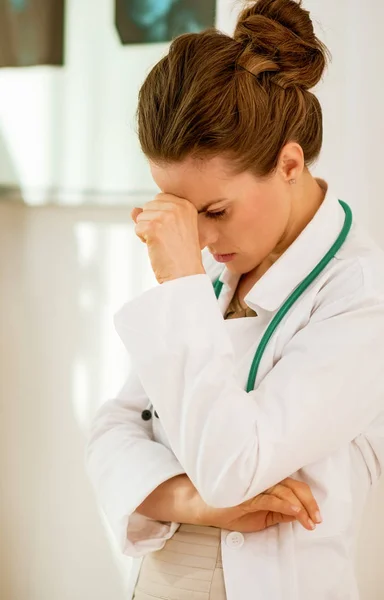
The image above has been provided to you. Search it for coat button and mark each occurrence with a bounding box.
[225,532,244,548]
[141,409,152,421]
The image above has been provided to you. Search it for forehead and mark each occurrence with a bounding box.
[149,156,235,205]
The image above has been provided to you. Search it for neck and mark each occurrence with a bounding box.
[243,174,327,287]
[272,174,327,262]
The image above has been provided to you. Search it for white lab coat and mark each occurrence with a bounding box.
[86,189,384,600]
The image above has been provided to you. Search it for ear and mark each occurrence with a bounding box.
[277,142,305,184]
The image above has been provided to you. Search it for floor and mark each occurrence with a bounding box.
[0,201,383,600]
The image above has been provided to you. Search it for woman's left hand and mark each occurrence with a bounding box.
[201,478,322,533]
[131,193,205,284]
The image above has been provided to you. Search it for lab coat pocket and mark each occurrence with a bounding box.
[293,459,354,540]
[294,497,352,541]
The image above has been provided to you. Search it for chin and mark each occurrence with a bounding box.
[225,263,243,274]
[229,259,259,276]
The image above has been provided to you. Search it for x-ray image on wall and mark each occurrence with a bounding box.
[0,0,65,67]
[115,0,216,45]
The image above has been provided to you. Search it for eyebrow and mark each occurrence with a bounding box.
[197,198,228,214]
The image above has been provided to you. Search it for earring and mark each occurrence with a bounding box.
[289,179,296,185]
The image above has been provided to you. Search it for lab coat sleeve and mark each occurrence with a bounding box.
[85,368,185,557]
[114,273,384,508]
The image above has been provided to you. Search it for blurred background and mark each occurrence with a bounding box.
[0,1,383,599]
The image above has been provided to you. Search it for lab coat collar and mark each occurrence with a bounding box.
[216,184,347,313]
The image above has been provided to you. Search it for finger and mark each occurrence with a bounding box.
[232,511,296,533]
[148,193,194,209]
[266,486,315,531]
[143,199,178,212]
[265,512,297,529]
[253,494,314,531]
[131,207,143,224]
[135,217,163,240]
[281,479,322,525]
[244,512,297,532]
[142,197,197,216]
[136,210,171,222]
[134,221,150,244]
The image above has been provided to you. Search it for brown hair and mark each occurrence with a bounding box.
[137,0,330,178]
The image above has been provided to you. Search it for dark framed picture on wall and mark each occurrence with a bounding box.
[115,0,216,45]
[0,0,65,68]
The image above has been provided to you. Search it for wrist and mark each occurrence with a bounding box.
[161,265,206,284]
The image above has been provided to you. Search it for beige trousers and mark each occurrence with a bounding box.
[133,524,227,600]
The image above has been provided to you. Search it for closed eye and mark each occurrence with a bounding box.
[205,209,227,220]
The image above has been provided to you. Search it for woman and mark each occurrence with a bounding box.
[86,1,384,598]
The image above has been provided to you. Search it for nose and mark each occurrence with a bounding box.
[198,222,219,250]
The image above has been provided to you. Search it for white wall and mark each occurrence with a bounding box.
[0,202,151,600]
[0,0,382,223]
[0,0,168,203]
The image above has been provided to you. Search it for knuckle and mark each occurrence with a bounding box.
[268,497,280,509]
[259,494,272,507]
[135,221,155,237]
[281,478,292,485]
[286,493,298,506]
[297,481,310,492]
[164,210,175,222]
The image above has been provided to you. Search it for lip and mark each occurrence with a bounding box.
[212,253,236,263]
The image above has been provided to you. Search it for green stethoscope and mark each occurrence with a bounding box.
[141,200,352,423]
[213,200,353,393]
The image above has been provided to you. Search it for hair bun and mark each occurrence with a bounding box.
[234,0,329,90]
